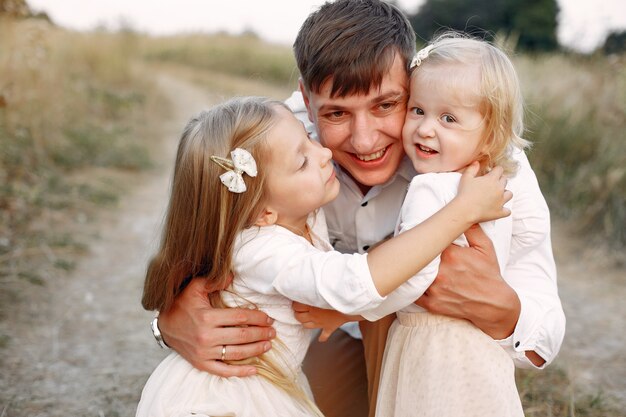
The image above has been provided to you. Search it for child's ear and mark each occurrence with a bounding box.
[299,79,314,124]
[255,207,278,227]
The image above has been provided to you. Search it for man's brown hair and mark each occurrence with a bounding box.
[294,0,416,97]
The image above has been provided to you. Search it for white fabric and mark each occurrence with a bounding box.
[375,313,524,417]
[217,148,257,193]
[410,44,435,69]
[235,211,385,316]
[136,352,316,417]
[361,171,506,320]
[286,90,565,369]
[136,212,386,417]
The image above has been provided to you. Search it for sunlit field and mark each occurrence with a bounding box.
[517,53,626,249]
[1,14,624,416]
[0,18,164,291]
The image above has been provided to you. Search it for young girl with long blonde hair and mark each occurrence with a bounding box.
[136,96,510,416]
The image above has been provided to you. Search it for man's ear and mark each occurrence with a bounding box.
[255,207,278,227]
[299,79,315,124]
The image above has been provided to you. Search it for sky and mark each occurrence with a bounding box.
[27,0,626,53]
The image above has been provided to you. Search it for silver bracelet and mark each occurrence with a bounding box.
[150,313,169,349]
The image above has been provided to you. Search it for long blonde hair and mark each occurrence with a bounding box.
[142,96,322,415]
[413,32,531,175]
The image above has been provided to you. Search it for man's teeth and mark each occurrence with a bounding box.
[356,148,386,161]
[418,144,437,154]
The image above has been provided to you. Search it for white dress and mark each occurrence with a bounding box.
[136,211,385,417]
[374,169,549,417]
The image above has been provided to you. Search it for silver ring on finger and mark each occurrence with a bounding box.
[221,345,226,361]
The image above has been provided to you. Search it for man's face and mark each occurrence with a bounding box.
[301,54,409,190]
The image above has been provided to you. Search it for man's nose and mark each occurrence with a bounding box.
[350,113,378,154]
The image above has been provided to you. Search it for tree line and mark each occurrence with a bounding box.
[402,0,624,53]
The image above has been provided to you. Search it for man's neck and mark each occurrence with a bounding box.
[344,170,372,196]
[357,182,372,196]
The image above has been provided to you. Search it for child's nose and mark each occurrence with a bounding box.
[417,118,435,138]
[320,145,333,166]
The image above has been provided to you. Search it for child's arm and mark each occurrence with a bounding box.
[366,163,511,296]
[293,301,362,342]
[269,163,510,314]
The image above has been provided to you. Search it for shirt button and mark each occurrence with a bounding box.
[363,245,370,251]
[361,201,368,207]
[514,341,520,348]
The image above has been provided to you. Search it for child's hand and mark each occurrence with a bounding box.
[457,162,512,224]
[292,302,360,342]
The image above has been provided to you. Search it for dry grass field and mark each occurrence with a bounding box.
[0,16,624,417]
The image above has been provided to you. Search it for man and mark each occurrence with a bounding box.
[154,1,565,416]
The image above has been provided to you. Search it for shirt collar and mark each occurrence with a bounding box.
[334,156,416,201]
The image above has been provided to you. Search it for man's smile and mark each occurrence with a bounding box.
[353,145,390,162]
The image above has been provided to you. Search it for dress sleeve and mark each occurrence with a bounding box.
[497,150,565,369]
[234,227,385,315]
[361,173,459,321]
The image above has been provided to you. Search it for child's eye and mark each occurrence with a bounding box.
[410,107,424,115]
[300,156,309,170]
[441,114,456,123]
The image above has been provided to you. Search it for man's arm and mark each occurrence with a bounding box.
[157,278,276,376]
[417,225,519,338]
[416,225,558,368]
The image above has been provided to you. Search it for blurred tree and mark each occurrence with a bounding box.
[0,0,30,17]
[602,30,626,54]
[408,0,559,51]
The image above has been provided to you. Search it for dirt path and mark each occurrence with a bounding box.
[549,223,626,408]
[0,73,222,417]
[0,73,624,416]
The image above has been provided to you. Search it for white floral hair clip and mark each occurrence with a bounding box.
[210,148,257,193]
[410,44,435,69]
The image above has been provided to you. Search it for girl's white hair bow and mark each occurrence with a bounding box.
[410,44,435,69]
[210,148,257,193]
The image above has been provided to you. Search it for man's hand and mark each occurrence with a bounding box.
[416,224,520,340]
[292,302,361,342]
[158,278,276,377]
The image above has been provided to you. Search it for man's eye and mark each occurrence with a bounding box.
[379,102,395,110]
[328,111,345,119]
[441,114,456,123]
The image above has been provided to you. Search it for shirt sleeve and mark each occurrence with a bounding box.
[234,227,385,315]
[497,150,565,369]
[361,174,457,321]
